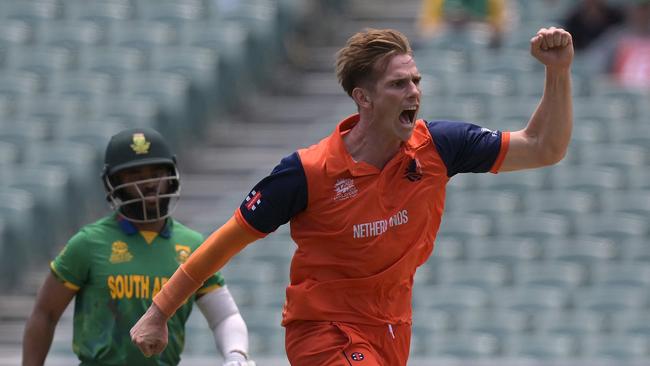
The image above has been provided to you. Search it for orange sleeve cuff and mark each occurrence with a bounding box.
[234,208,268,238]
[153,266,201,318]
[490,131,510,173]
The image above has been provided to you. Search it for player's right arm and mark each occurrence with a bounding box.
[22,273,76,366]
[23,231,89,366]
[131,217,259,357]
[131,152,308,357]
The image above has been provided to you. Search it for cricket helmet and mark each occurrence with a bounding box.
[101,127,181,223]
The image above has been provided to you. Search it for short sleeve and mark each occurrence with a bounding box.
[236,152,308,236]
[50,231,91,290]
[426,120,506,177]
[196,271,225,296]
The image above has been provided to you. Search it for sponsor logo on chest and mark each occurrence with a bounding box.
[333,178,358,201]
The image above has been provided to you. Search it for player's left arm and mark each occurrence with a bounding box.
[500,27,574,172]
[196,286,255,366]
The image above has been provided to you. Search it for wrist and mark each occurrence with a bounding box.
[149,303,170,322]
[545,65,571,76]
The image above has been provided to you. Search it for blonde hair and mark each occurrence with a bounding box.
[335,28,413,97]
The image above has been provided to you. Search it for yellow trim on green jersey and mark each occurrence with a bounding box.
[196,283,222,295]
[49,262,80,291]
[140,230,158,244]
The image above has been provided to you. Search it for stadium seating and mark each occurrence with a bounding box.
[445,190,521,215]
[458,309,530,338]
[492,286,570,314]
[533,310,606,336]
[581,334,650,360]
[0,187,36,287]
[573,213,648,243]
[2,0,650,364]
[496,213,572,240]
[0,0,64,23]
[504,333,578,359]
[0,141,19,167]
[425,332,501,358]
[548,165,626,191]
[591,263,650,288]
[2,165,72,253]
[576,143,648,168]
[466,236,541,264]
[620,238,650,262]
[434,261,510,288]
[573,286,649,315]
[515,261,585,289]
[601,190,650,216]
[413,285,491,321]
[428,236,466,262]
[38,20,106,50]
[0,19,34,46]
[437,213,494,241]
[474,168,547,192]
[523,189,596,219]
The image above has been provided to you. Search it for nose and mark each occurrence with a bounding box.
[139,180,161,193]
[407,80,420,99]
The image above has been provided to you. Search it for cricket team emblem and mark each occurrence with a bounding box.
[175,244,191,264]
[404,158,422,182]
[110,241,133,264]
[130,133,151,154]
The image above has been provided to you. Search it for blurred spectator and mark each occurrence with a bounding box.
[562,0,624,51]
[586,0,650,88]
[418,0,509,48]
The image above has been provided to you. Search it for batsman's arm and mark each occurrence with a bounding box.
[196,286,254,365]
[23,274,76,366]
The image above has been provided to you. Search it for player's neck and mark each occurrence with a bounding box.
[343,117,401,169]
[132,219,166,233]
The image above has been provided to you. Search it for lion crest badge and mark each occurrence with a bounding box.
[175,244,191,264]
[130,133,151,155]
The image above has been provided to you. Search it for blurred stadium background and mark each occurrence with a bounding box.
[0,0,649,365]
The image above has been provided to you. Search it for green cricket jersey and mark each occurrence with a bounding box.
[51,213,225,366]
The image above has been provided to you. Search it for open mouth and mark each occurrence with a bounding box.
[399,107,417,126]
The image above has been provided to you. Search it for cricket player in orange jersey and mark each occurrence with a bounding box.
[131,26,573,365]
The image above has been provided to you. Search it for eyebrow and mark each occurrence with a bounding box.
[388,73,422,82]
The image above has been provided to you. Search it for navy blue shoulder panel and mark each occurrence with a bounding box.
[426,120,503,177]
[238,152,308,234]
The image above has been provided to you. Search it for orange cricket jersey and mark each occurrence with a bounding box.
[235,114,509,327]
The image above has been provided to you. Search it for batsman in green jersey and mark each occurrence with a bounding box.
[23,128,256,366]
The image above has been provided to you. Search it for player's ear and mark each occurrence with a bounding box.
[352,87,371,107]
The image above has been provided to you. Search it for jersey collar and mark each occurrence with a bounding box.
[116,214,173,239]
[324,114,427,177]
